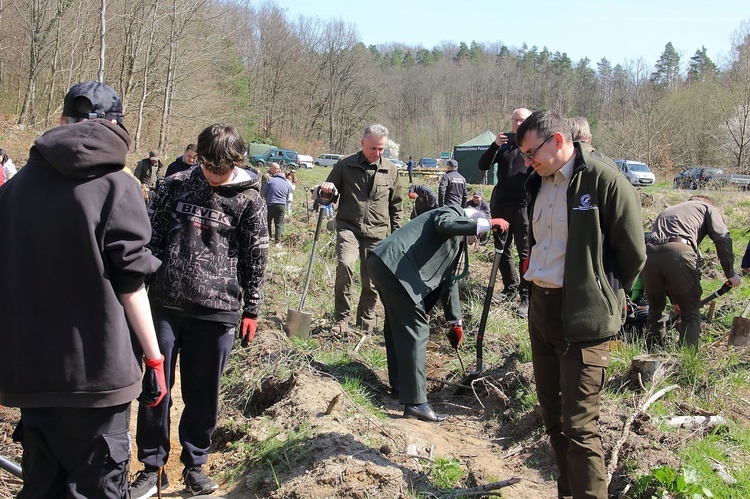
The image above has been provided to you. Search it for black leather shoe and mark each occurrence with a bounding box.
[403,404,447,422]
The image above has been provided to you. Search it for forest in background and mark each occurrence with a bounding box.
[1,0,750,180]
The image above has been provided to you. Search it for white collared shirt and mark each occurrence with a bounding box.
[524,157,575,288]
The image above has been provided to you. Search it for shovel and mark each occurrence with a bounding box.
[729,299,750,346]
[0,453,22,479]
[455,245,503,395]
[286,206,326,339]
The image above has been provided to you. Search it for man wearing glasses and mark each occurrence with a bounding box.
[477,107,532,318]
[517,110,645,499]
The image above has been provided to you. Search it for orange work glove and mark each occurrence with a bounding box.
[240,314,257,347]
[447,325,463,349]
[490,218,509,233]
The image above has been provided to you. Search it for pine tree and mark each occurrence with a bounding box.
[687,46,718,83]
[650,42,681,89]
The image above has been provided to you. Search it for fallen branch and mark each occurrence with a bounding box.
[607,384,678,487]
[439,477,521,498]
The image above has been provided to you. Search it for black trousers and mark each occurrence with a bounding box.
[136,309,234,468]
[16,404,131,498]
[490,203,530,297]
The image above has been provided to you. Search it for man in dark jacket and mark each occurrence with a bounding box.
[518,110,646,499]
[318,124,403,333]
[165,143,198,177]
[408,184,438,219]
[368,206,507,422]
[132,124,268,498]
[134,150,165,193]
[478,107,532,317]
[643,196,740,347]
[0,81,166,498]
[466,190,490,215]
[438,159,466,207]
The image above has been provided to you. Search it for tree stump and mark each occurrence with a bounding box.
[629,355,672,386]
[728,316,750,346]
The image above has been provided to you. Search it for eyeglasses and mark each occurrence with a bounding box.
[519,134,554,161]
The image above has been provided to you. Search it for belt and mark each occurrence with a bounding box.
[649,236,690,246]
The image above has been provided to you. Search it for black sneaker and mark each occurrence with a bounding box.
[130,468,169,499]
[183,466,218,495]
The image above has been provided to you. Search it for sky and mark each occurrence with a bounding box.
[279,0,750,69]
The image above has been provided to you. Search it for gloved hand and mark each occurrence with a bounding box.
[447,325,463,349]
[240,314,257,347]
[729,274,741,287]
[490,218,509,233]
[138,355,166,407]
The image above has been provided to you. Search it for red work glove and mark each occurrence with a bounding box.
[240,314,257,347]
[138,355,166,407]
[447,325,463,349]
[490,218,509,233]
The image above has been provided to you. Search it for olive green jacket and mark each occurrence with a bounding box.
[324,152,403,239]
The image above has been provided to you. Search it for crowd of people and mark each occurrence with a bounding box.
[0,82,745,499]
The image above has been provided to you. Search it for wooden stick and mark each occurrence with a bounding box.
[441,478,522,498]
[607,384,678,487]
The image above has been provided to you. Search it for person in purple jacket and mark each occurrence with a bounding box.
[261,162,292,247]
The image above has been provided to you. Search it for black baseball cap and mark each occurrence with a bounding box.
[63,82,124,124]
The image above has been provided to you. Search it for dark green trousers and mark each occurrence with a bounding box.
[642,242,701,346]
[529,285,609,499]
[368,254,430,405]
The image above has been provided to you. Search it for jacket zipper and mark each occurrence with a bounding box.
[596,275,614,315]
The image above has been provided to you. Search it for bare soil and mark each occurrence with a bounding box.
[3,198,750,498]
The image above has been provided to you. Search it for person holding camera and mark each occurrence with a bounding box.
[478,107,532,317]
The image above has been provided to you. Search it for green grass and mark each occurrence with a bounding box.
[677,429,750,498]
[340,376,386,419]
[427,456,465,490]
[225,422,315,485]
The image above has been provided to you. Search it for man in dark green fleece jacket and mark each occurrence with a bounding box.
[517,110,646,499]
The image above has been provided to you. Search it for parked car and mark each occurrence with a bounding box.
[388,158,405,168]
[250,147,298,168]
[419,158,438,168]
[314,153,344,167]
[615,159,655,186]
[297,154,314,169]
[673,166,723,190]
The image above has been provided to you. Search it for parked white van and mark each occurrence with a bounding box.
[314,154,344,167]
[615,159,655,186]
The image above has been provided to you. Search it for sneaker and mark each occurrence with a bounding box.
[130,468,169,499]
[182,466,218,495]
[275,242,282,248]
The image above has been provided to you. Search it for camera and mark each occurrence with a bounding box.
[504,132,516,145]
